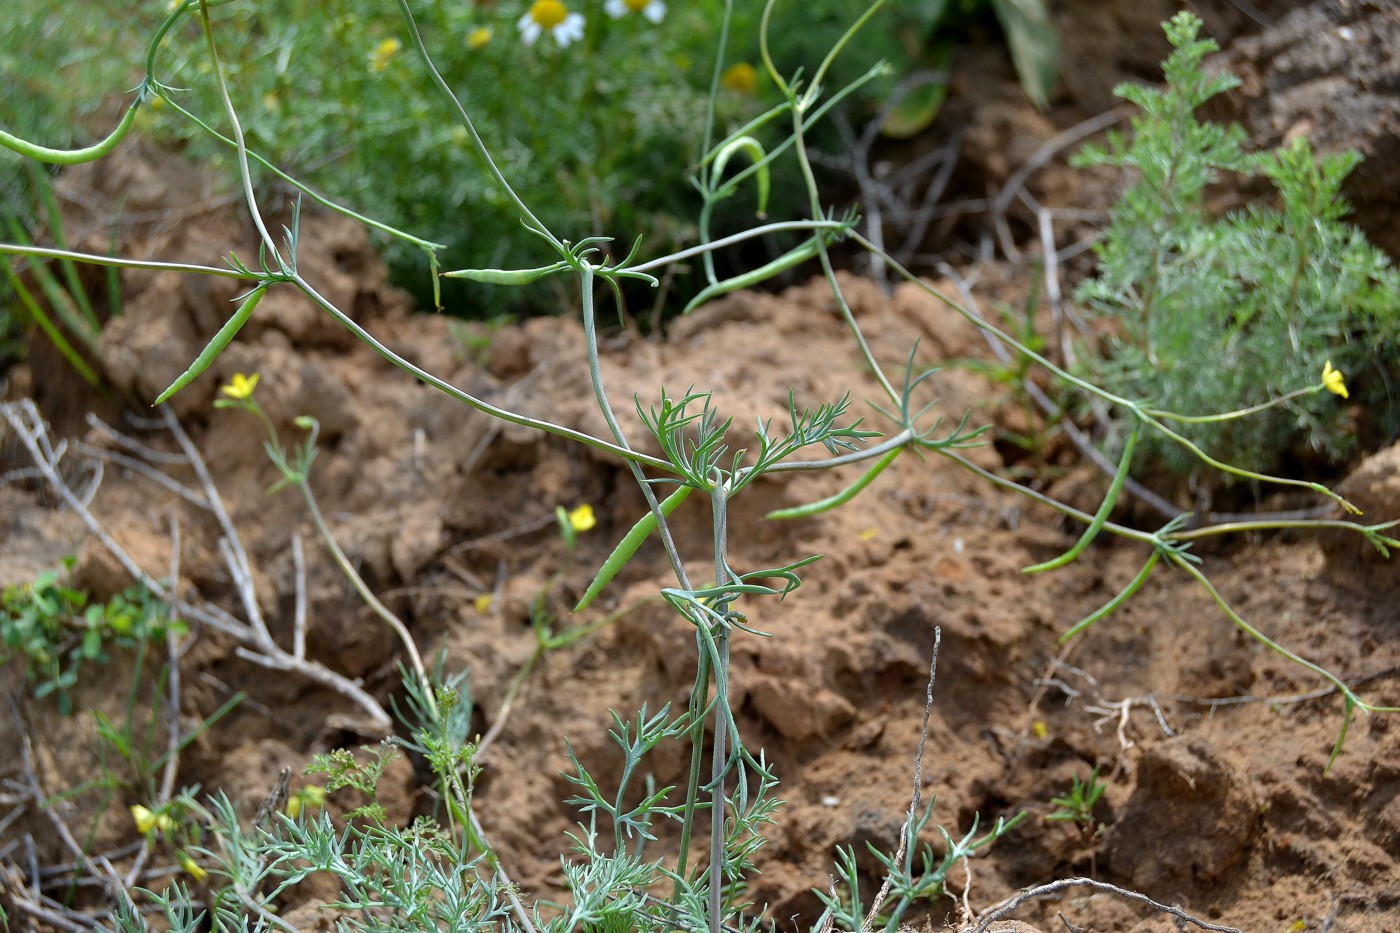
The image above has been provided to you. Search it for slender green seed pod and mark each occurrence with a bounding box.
[0,102,140,166]
[766,448,900,520]
[153,285,266,404]
[440,261,569,284]
[1023,413,1141,573]
[574,486,693,613]
[1058,550,1160,642]
[711,136,770,217]
[683,238,826,314]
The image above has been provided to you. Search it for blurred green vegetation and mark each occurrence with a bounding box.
[1,0,1058,325]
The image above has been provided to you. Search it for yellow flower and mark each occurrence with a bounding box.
[474,592,494,615]
[130,805,176,836]
[721,62,757,95]
[220,372,259,400]
[369,37,402,73]
[467,26,494,50]
[130,805,157,834]
[567,504,597,533]
[285,784,327,818]
[1321,360,1348,399]
[177,852,208,882]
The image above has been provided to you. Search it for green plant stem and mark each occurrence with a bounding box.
[1145,415,1357,512]
[765,446,901,519]
[762,428,914,475]
[392,0,560,253]
[1059,551,1160,641]
[1166,552,1379,706]
[674,647,713,894]
[27,162,101,333]
[707,479,732,933]
[0,244,251,280]
[579,264,696,583]
[806,225,899,411]
[305,271,674,467]
[698,0,734,175]
[801,0,889,111]
[859,232,1361,511]
[936,448,1156,547]
[1142,384,1317,424]
[761,8,900,408]
[1170,518,1400,543]
[150,93,444,256]
[1023,412,1140,573]
[626,219,853,276]
[196,0,287,270]
[1167,552,1397,768]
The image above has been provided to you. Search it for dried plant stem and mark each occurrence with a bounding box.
[1,399,393,733]
[860,627,941,931]
[967,877,1241,933]
[297,481,431,710]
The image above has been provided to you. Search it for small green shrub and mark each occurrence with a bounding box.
[1074,12,1398,479]
[1,562,185,714]
[1046,765,1106,874]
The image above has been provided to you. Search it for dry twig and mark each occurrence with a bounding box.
[1,399,393,733]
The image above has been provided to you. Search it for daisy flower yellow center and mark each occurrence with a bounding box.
[625,0,649,10]
[721,62,757,95]
[528,0,568,29]
[467,26,493,49]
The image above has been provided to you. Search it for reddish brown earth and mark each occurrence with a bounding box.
[3,2,1399,931]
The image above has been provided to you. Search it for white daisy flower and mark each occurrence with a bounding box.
[604,0,666,23]
[519,0,586,47]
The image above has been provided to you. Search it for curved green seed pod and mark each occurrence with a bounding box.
[682,237,825,314]
[1023,412,1140,573]
[574,485,693,613]
[441,261,569,285]
[766,447,900,520]
[711,136,770,217]
[153,285,266,404]
[1,102,140,165]
[1059,550,1159,642]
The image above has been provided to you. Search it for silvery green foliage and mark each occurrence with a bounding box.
[813,802,1025,932]
[1075,12,1398,477]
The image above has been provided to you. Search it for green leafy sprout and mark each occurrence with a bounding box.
[1,563,186,715]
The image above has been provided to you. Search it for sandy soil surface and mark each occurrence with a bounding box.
[2,2,1398,931]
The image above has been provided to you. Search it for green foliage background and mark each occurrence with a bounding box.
[0,0,1061,323]
[1073,14,1398,479]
